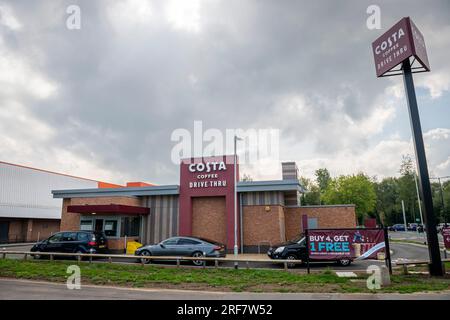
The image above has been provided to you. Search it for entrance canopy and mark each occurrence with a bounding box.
[67,204,149,215]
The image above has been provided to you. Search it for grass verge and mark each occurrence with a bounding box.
[0,259,449,294]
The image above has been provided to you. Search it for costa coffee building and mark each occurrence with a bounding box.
[53,156,356,252]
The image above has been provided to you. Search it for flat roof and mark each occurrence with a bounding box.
[52,179,304,198]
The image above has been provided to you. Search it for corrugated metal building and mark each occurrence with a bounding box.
[0,161,103,243]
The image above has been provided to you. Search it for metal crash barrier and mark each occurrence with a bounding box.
[0,250,304,271]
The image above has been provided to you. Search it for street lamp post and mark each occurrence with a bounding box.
[234,135,242,269]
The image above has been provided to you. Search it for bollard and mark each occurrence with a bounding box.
[176,259,180,268]
[402,264,408,275]
[89,255,92,264]
[24,253,28,261]
[284,262,288,271]
[2,253,5,259]
[108,257,112,264]
[380,265,391,286]
[50,254,54,261]
[246,261,249,269]
[215,259,218,268]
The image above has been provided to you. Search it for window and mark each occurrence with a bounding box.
[77,232,90,241]
[120,217,141,237]
[62,232,77,242]
[178,238,200,245]
[48,233,63,243]
[80,220,93,231]
[104,220,118,237]
[162,238,179,245]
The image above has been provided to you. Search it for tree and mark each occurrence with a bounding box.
[315,168,331,194]
[374,177,401,225]
[299,177,320,205]
[322,173,377,224]
[398,155,419,224]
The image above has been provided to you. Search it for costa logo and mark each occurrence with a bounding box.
[374,28,405,55]
[188,161,227,173]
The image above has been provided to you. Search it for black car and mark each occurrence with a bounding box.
[267,235,352,267]
[31,231,108,258]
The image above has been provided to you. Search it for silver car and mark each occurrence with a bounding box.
[135,236,227,266]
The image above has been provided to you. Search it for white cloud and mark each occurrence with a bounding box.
[0,4,22,30]
[165,0,201,33]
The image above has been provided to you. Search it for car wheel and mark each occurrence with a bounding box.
[191,251,204,266]
[337,259,351,266]
[32,252,42,260]
[286,254,299,268]
[139,250,152,264]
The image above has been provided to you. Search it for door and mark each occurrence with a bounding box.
[0,222,9,243]
[44,233,64,252]
[307,218,318,229]
[60,232,79,253]
[95,219,104,233]
[177,238,201,256]
[157,237,181,256]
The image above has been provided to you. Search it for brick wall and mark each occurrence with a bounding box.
[191,196,227,245]
[242,205,286,247]
[285,205,357,241]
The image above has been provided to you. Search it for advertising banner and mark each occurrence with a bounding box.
[443,228,450,250]
[307,228,386,260]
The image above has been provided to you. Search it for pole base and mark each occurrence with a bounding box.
[428,262,445,277]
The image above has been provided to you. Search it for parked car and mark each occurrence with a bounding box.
[407,223,418,231]
[389,224,406,231]
[417,224,425,233]
[267,235,352,268]
[30,231,108,259]
[135,236,226,266]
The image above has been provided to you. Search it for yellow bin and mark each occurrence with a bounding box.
[126,241,143,255]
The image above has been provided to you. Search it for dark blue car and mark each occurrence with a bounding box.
[389,224,406,231]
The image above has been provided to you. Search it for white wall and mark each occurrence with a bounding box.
[0,162,99,219]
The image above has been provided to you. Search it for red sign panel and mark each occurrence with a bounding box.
[178,155,239,249]
[307,229,385,260]
[443,228,450,250]
[372,17,430,77]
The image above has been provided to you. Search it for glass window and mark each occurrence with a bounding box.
[62,232,77,242]
[80,220,93,231]
[162,238,179,245]
[77,232,90,241]
[120,217,141,237]
[178,238,200,245]
[48,233,63,243]
[104,220,118,237]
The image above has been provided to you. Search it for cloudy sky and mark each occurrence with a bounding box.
[0,0,449,185]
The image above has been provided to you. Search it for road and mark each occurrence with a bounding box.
[0,278,449,300]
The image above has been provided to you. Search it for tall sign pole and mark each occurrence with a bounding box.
[372,17,444,276]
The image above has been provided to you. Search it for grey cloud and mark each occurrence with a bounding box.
[1,0,450,183]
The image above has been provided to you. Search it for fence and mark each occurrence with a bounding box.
[0,250,304,271]
[395,259,450,275]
